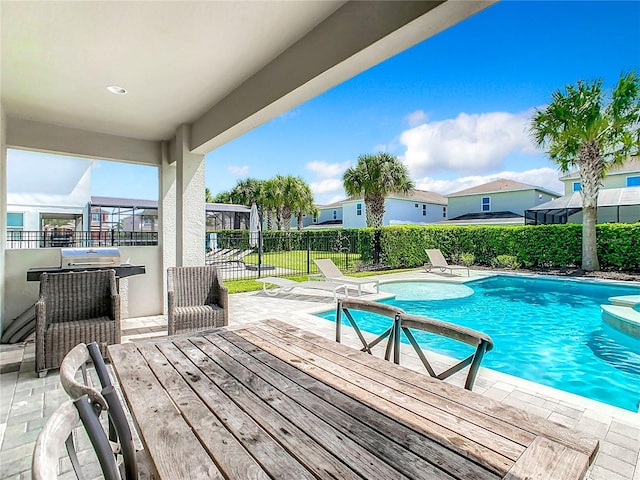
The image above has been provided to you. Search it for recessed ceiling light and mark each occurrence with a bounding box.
[107,85,128,95]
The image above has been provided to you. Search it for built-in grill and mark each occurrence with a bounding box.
[60,247,121,269]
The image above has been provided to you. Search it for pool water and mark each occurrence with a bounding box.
[317,276,640,412]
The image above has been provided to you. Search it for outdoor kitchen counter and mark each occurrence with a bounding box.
[26,264,146,281]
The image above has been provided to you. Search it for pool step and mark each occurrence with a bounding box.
[601,304,640,339]
[608,295,640,307]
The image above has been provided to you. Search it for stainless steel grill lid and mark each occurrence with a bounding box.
[60,247,121,269]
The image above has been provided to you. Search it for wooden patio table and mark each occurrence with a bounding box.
[107,319,599,480]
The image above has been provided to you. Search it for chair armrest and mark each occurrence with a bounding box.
[214,274,229,326]
[110,293,121,343]
[167,289,175,317]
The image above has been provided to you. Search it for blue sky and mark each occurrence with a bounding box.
[91,1,639,204]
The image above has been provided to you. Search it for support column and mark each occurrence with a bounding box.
[175,125,205,267]
[0,105,7,334]
[160,141,177,310]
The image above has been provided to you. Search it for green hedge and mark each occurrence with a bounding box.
[211,228,364,254]
[375,224,640,271]
[211,223,640,271]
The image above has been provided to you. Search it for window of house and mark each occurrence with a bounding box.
[313,214,318,223]
[91,213,101,222]
[7,213,24,241]
[626,176,640,187]
[442,207,447,218]
[356,203,362,216]
[422,204,426,216]
[573,182,582,192]
[414,203,419,208]
[7,212,24,229]
[481,197,491,212]
[333,210,337,220]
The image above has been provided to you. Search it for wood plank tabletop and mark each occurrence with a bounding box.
[107,319,599,480]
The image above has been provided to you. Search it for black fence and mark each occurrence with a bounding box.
[5,230,158,249]
[206,229,371,282]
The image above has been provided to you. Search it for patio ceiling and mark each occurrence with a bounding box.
[1,1,494,158]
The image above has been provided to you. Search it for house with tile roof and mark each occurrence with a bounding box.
[443,179,561,226]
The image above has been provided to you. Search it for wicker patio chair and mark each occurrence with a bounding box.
[35,270,121,377]
[167,266,229,336]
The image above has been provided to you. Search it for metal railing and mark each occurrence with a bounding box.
[206,229,364,282]
[5,230,158,249]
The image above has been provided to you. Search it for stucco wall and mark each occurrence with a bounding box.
[2,246,163,331]
[448,190,555,218]
[384,198,445,225]
[563,173,640,194]
[342,201,366,229]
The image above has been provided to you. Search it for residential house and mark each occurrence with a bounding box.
[526,157,640,224]
[444,179,560,225]
[342,190,448,228]
[303,199,345,229]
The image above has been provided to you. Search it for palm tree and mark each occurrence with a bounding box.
[343,152,415,228]
[296,188,317,231]
[261,178,283,230]
[530,71,640,271]
[231,178,264,206]
[205,187,215,203]
[278,175,316,232]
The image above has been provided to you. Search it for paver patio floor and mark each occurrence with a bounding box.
[1,270,639,479]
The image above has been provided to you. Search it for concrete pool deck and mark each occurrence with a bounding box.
[1,269,639,479]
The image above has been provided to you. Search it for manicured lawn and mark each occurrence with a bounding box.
[224,267,421,293]
[243,250,361,275]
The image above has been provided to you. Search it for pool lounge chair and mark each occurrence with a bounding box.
[424,249,469,276]
[313,259,380,295]
[256,277,349,301]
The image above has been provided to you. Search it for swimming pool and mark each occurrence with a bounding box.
[316,275,640,412]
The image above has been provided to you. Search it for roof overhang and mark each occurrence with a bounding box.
[1,1,494,162]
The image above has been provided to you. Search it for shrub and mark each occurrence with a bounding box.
[459,252,475,266]
[491,254,520,270]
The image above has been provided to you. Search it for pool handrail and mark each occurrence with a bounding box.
[336,297,494,390]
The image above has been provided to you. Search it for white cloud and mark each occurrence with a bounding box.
[404,109,427,127]
[400,110,539,177]
[415,167,564,195]
[310,178,344,195]
[306,161,351,179]
[228,165,249,176]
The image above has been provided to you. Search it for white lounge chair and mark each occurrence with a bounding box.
[312,259,379,295]
[424,249,469,276]
[256,277,349,301]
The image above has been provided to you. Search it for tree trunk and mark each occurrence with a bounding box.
[297,212,304,231]
[365,194,385,228]
[281,206,292,232]
[266,210,273,231]
[582,206,599,271]
[578,143,602,271]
